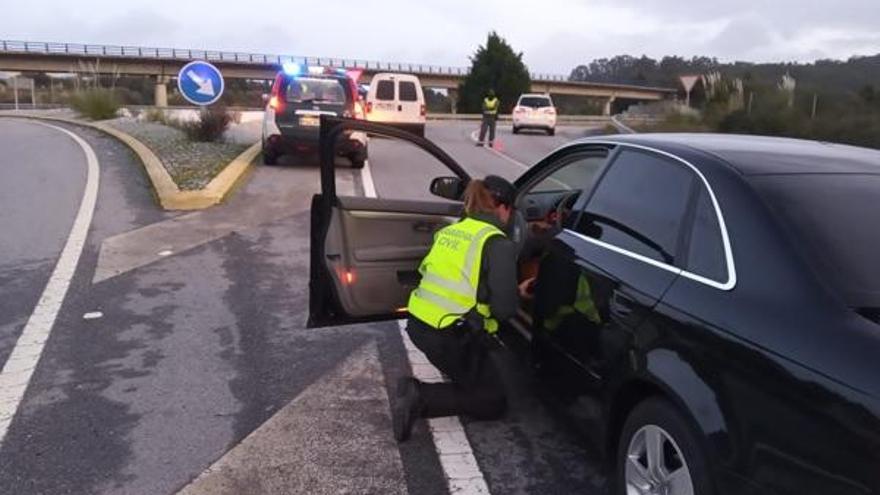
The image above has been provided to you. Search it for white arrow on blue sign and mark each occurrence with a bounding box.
[177,61,225,106]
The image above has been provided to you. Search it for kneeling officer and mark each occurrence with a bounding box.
[393,175,531,441]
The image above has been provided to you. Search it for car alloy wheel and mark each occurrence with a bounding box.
[625,424,694,495]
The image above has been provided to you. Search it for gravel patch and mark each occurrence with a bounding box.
[106,118,249,190]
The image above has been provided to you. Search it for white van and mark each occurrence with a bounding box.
[365,73,426,137]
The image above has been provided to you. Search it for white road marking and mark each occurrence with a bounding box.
[359,151,490,494]
[82,311,103,320]
[361,159,377,198]
[610,115,636,134]
[399,321,490,495]
[158,249,173,257]
[469,130,528,170]
[0,121,99,445]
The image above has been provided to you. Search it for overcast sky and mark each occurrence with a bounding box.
[2,1,879,74]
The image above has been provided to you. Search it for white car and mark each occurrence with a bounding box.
[365,73,426,137]
[512,93,557,136]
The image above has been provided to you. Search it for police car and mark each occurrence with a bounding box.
[261,63,367,167]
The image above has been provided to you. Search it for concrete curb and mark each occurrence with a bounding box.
[0,112,258,210]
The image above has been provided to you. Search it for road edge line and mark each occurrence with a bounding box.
[0,122,100,446]
[610,114,637,134]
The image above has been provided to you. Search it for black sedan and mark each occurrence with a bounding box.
[309,118,880,495]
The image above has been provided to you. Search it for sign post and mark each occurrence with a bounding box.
[679,75,699,108]
[177,61,225,107]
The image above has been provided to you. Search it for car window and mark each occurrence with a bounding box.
[518,96,552,108]
[751,174,880,308]
[376,80,395,101]
[399,81,418,102]
[286,77,347,104]
[685,186,727,280]
[580,149,694,264]
[530,154,606,193]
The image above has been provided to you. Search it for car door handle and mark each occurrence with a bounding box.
[398,105,403,111]
[413,221,437,233]
[610,291,635,318]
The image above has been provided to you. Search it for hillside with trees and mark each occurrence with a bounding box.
[569,54,880,149]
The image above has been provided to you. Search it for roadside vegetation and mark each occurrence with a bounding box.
[574,54,880,149]
[68,87,121,120]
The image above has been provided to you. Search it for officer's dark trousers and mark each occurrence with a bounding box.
[405,317,507,420]
[478,114,497,144]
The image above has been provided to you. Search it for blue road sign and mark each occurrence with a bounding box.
[177,61,224,106]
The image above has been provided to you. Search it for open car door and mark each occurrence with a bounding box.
[308,116,471,328]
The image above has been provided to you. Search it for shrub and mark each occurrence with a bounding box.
[143,108,168,124]
[177,106,232,142]
[69,88,120,120]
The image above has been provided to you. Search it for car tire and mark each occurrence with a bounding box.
[616,398,713,495]
[512,126,520,134]
[548,128,556,136]
[263,148,278,165]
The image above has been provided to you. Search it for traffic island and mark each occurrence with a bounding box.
[0,111,260,210]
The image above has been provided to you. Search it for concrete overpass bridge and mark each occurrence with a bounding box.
[0,40,677,114]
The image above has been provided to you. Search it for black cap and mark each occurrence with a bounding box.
[483,175,516,206]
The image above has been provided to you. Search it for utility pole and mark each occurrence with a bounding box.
[30,78,36,109]
[747,92,754,116]
[811,93,818,119]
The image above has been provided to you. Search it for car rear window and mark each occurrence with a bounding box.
[519,96,552,108]
[399,81,418,102]
[752,174,880,308]
[376,80,395,101]
[286,77,348,104]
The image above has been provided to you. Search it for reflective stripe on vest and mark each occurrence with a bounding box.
[408,217,504,332]
[483,97,499,115]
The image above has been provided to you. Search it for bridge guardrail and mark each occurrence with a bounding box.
[0,39,582,83]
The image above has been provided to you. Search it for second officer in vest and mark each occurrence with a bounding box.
[393,175,533,441]
[477,89,500,147]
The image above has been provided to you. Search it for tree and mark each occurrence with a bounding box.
[458,32,531,114]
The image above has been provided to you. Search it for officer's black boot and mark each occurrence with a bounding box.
[393,376,422,442]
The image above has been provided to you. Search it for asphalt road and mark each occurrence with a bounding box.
[0,118,609,494]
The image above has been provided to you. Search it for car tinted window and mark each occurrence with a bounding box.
[686,186,727,280]
[399,81,418,102]
[751,174,880,308]
[376,80,395,101]
[581,149,693,264]
[286,77,347,104]
[530,154,606,193]
[518,96,552,108]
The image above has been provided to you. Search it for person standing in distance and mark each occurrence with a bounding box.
[393,175,534,442]
[477,89,500,147]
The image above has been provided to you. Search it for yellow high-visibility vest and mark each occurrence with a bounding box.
[483,97,499,115]
[408,217,504,333]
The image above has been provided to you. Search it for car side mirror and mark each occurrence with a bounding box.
[430,176,466,200]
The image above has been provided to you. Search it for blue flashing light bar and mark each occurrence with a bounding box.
[282,61,301,76]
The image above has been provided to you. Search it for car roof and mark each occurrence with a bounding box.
[519,93,551,98]
[579,133,880,175]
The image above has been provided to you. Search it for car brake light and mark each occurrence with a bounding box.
[345,271,356,284]
[514,106,525,113]
[366,101,373,114]
[544,107,556,114]
[420,104,426,117]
